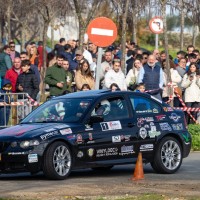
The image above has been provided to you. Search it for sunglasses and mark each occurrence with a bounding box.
[10,46,15,48]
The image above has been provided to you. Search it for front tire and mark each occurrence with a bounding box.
[151,136,182,174]
[43,141,72,180]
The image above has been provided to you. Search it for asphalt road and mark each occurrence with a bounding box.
[0,152,199,199]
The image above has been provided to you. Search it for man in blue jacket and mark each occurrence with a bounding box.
[138,55,164,100]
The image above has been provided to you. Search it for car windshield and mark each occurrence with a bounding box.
[22,98,92,123]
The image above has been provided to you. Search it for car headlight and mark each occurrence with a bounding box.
[20,140,40,149]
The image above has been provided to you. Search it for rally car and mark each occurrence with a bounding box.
[0,90,191,180]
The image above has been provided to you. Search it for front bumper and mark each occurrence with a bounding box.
[0,152,43,173]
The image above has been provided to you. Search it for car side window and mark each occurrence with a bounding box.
[129,95,161,114]
[91,97,129,121]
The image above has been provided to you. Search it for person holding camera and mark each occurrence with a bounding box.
[181,63,200,124]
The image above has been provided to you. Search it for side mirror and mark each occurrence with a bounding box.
[89,115,104,125]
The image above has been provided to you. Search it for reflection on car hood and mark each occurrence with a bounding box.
[0,123,77,138]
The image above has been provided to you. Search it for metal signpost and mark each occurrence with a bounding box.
[149,17,164,49]
[87,17,118,89]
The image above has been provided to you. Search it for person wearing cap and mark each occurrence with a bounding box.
[74,49,87,66]
[104,59,127,91]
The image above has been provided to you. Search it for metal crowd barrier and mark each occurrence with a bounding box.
[0,93,37,129]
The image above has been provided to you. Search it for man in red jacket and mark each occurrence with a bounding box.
[5,57,22,92]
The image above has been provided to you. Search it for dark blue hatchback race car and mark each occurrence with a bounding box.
[0,90,191,179]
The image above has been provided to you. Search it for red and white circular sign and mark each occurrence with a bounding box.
[87,17,117,47]
[149,17,163,34]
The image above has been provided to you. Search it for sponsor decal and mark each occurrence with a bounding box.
[153,108,159,113]
[77,151,84,158]
[40,130,59,140]
[59,128,72,135]
[67,135,76,139]
[163,107,173,112]
[55,124,69,129]
[85,124,93,131]
[119,145,135,156]
[96,147,118,157]
[151,126,157,131]
[140,144,154,151]
[139,127,147,139]
[150,122,155,126]
[159,123,172,131]
[100,121,122,131]
[169,113,181,122]
[144,124,150,129]
[87,133,95,144]
[8,152,26,155]
[112,135,121,143]
[88,133,93,141]
[148,131,161,138]
[76,134,83,144]
[88,148,94,157]
[172,123,183,131]
[155,115,166,121]
[124,135,131,142]
[137,117,154,127]
[28,154,38,163]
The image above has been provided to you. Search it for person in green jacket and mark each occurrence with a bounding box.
[62,59,73,93]
[45,55,67,97]
[0,45,12,79]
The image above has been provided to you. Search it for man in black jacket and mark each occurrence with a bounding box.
[16,60,39,100]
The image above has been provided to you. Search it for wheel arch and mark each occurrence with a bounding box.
[156,133,184,151]
[42,139,75,166]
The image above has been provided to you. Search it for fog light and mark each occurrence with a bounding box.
[11,142,18,148]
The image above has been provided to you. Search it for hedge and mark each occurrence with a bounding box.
[188,124,200,151]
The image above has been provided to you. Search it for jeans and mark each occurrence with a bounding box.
[0,106,10,127]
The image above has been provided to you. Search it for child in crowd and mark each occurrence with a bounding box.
[136,83,146,93]
[81,84,91,91]
[0,79,12,127]
[110,83,120,91]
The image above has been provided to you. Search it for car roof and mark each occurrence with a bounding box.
[53,90,157,101]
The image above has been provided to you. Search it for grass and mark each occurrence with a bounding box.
[140,43,178,59]
[72,194,200,200]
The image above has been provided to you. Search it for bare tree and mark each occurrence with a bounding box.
[160,0,173,106]
[130,0,148,43]
[35,0,69,101]
[72,0,102,49]
[121,0,130,74]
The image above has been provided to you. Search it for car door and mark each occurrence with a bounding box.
[82,95,138,162]
[129,94,164,152]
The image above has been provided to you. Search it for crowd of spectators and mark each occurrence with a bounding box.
[0,38,200,124]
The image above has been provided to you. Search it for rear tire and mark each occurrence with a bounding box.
[151,136,182,174]
[43,141,72,180]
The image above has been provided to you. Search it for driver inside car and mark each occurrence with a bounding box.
[92,100,111,116]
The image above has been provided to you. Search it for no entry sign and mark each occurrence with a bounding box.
[149,17,163,34]
[87,17,117,47]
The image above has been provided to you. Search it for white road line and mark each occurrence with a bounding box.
[91,28,114,36]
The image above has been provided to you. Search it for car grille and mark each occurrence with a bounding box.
[0,142,10,153]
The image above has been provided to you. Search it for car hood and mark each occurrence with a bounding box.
[0,123,80,139]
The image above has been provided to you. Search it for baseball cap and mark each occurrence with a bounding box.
[75,49,83,55]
